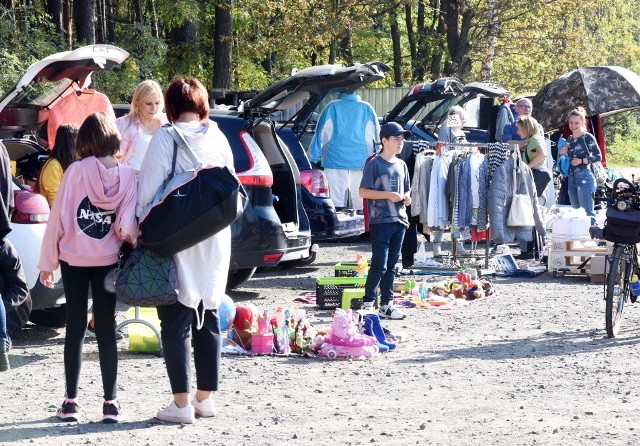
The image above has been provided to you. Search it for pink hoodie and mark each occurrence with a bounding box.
[38,157,138,271]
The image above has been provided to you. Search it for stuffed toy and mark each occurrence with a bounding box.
[231,304,257,350]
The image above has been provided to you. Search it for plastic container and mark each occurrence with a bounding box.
[316,276,367,309]
[251,334,274,354]
[341,288,365,310]
[630,275,640,297]
[126,307,161,353]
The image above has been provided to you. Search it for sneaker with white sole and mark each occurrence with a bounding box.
[378,304,406,320]
[57,399,80,422]
[360,301,376,313]
[156,401,195,424]
[102,401,125,423]
[192,396,216,417]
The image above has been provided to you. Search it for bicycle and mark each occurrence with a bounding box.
[590,177,640,338]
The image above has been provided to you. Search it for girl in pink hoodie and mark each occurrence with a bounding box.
[38,112,138,424]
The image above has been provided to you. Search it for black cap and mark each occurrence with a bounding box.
[380,122,412,139]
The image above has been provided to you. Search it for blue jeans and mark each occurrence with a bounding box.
[364,222,406,306]
[568,167,596,223]
[0,301,7,351]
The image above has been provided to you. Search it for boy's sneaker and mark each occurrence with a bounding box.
[192,396,216,417]
[57,399,80,422]
[379,304,406,320]
[156,401,195,424]
[102,401,125,423]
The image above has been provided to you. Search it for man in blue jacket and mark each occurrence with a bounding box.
[308,92,379,210]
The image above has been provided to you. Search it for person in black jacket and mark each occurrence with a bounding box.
[0,238,29,371]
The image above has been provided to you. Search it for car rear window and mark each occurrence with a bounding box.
[209,116,251,172]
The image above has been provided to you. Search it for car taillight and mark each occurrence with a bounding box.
[300,170,330,198]
[237,131,274,187]
[12,190,49,224]
[263,252,283,263]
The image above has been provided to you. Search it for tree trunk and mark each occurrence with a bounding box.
[74,0,95,45]
[339,29,353,65]
[64,0,72,48]
[147,0,158,38]
[106,0,115,42]
[483,0,500,81]
[213,0,233,89]
[443,0,473,78]
[414,0,426,81]
[47,0,64,35]
[133,0,143,23]
[405,4,416,82]
[389,6,403,87]
[95,0,105,43]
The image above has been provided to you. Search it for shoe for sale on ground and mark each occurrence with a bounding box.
[102,401,125,423]
[378,305,406,320]
[57,399,80,422]
[156,401,195,424]
[192,396,217,417]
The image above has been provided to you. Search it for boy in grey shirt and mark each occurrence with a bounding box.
[359,122,411,320]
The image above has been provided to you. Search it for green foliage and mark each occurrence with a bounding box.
[0,5,65,93]
[603,111,640,167]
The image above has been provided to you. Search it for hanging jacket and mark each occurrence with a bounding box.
[488,156,546,244]
[307,93,379,169]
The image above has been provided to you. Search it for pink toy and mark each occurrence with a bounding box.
[318,308,378,359]
[330,309,377,347]
[319,342,378,359]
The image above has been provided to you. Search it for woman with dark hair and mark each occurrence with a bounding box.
[38,112,138,423]
[37,124,79,206]
[137,76,234,424]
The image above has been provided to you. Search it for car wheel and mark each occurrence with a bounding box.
[29,304,67,328]
[282,250,317,268]
[226,268,257,289]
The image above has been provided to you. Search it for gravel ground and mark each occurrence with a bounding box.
[1,237,639,446]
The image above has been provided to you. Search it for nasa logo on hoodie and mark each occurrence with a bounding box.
[76,197,116,239]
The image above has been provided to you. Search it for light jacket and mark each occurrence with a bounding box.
[38,157,138,271]
[115,113,168,165]
[137,122,234,311]
[307,93,379,169]
[488,155,546,244]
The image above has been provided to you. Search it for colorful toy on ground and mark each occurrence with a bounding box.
[218,294,236,331]
[318,308,378,359]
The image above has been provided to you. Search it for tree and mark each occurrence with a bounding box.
[213,0,232,89]
[74,0,96,44]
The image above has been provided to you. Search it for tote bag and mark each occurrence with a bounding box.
[114,246,178,307]
[507,159,535,227]
[139,125,248,257]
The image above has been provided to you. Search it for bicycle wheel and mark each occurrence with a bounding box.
[605,244,631,338]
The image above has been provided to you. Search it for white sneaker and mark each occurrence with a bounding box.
[432,243,442,256]
[156,401,195,424]
[378,305,406,320]
[456,240,468,254]
[192,396,216,417]
[360,301,375,313]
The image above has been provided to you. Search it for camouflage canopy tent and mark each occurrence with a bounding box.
[532,66,640,130]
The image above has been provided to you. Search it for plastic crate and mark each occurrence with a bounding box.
[334,262,361,277]
[315,276,367,309]
[341,288,365,310]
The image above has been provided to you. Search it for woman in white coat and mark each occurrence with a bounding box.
[137,77,234,424]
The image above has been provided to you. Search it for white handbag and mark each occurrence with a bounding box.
[507,158,535,227]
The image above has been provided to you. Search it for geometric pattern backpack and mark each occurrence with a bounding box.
[114,246,178,307]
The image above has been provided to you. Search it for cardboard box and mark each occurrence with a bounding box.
[590,254,607,283]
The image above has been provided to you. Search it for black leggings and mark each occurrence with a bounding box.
[157,301,221,394]
[60,261,118,400]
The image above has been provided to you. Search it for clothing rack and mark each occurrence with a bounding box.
[415,141,494,268]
